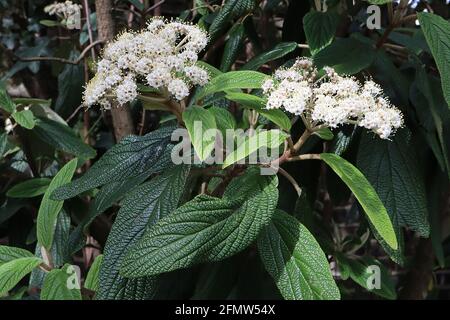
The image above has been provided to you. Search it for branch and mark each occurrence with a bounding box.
[287,154,322,161]
[16,40,103,65]
[278,167,302,197]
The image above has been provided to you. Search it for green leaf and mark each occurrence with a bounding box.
[208,106,236,138]
[33,117,96,159]
[30,210,71,288]
[320,153,398,250]
[84,255,103,292]
[303,11,339,54]
[258,210,340,300]
[357,130,430,262]
[0,87,16,113]
[37,158,78,250]
[120,169,278,277]
[413,64,450,178]
[54,52,84,117]
[313,127,334,141]
[40,265,81,300]
[223,130,288,168]
[197,71,269,100]
[80,177,155,232]
[220,23,245,71]
[367,0,392,4]
[242,42,298,70]
[39,19,60,27]
[0,133,7,157]
[314,38,375,75]
[52,126,174,200]
[336,254,396,300]
[196,61,222,78]
[98,165,190,299]
[12,110,35,129]
[209,0,255,41]
[6,178,51,198]
[0,246,34,265]
[225,92,291,131]
[418,12,450,107]
[182,106,217,161]
[0,257,42,295]
[127,0,144,11]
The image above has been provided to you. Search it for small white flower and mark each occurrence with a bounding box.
[263,58,403,139]
[168,79,190,100]
[83,18,209,108]
[184,66,209,86]
[44,1,81,29]
[262,79,274,94]
[146,66,172,88]
[115,76,138,105]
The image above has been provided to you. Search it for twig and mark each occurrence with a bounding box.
[287,154,322,161]
[144,0,165,15]
[66,104,84,122]
[82,0,96,61]
[278,167,302,197]
[376,0,409,48]
[16,40,104,65]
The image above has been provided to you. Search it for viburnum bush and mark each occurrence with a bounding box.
[0,0,449,301]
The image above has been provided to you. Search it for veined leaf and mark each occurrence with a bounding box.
[220,23,245,71]
[418,12,450,107]
[225,92,291,131]
[336,254,396,300]
[182,106,217,161]
[97,165,190,300]
[0,246,33,265]
[357,130,430,263]
[320,153,397,250]
[33,117,96,159]
[12,110,35,129]
[37,158,77,250]
[7,178,51,198]
[52,126,174,200]
[209,0,255,41]
[223,130,288,168]
[242,42,298,70]
[258,210,340,300]
[314,38,375,75]
[41,264,81,300]
[208,106,236,138]
[313,127,334,141]
[303,11,339,54]
[120,169,278,277]
[0,257,42,295]
[197,71,269,100]
[0,87,16,113]
[84,255,103,292]
[30,210,71,288]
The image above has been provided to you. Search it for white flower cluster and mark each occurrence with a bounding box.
[44,1,81,29]
[262,58,403,139]
[84,18,209,108]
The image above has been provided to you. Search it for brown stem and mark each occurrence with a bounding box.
[399,238,434,300]
[287,154,321,161]
[95,0,135,141]
[293,130,312,153]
